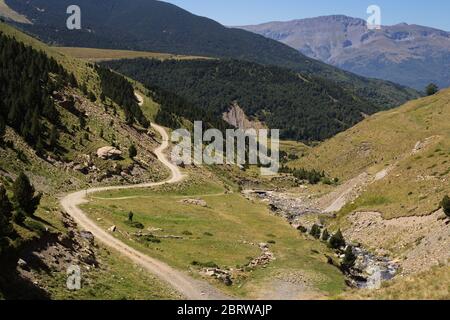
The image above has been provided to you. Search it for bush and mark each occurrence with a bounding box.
[143,234,161,243]
[426,83,439,96]
[129,144,137,159]
[297,225,308,233]
[125,221,144,229]
[441,195,450,217]
[310,224,321,239]
[329,230,346,249]
[321,229,330,241]
[12,210,26,225]
[182,231,193,236]
[12,173,41,216]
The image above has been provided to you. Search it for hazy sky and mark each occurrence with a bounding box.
[164,0,450,30]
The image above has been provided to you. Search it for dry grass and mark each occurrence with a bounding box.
[0,0,31,24]
[55,47,210,62]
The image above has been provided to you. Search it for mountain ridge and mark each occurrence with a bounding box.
[240,15,450,90]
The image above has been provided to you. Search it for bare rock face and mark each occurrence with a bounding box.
[222,102,265,131]
[96,146,122,160]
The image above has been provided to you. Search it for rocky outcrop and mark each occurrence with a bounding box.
[96,146,122,160]
[179,198,207,207]
[222,102,265,131]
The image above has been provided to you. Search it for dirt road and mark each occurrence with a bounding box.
[60,123,229,300]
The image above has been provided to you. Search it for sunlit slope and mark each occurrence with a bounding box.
[55,47,209,62]
[291,89,450,218]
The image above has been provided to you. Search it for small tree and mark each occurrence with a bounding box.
[49,125,59,149]
[426,83,439,96]
[12,173,41,216]
[329,229,346,249]
[310,224,321,239]
[321,228,330,241]
[129,144,137,159]
[441,195,450,218]
[128,211,134,222]
[0,185,13,236]
[0,116,5,143]
[341,246,357,271]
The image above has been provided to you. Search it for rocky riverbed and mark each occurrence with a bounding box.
[243,190,399,289]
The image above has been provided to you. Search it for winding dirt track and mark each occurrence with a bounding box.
[60,123,229,300]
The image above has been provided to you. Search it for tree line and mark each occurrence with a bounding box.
[0,32,77,153]
[103,58,378,142]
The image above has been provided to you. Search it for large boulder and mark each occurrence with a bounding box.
[97,146,122,160]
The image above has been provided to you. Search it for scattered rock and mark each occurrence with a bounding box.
[179,198,207,207]
[17,258,28,269]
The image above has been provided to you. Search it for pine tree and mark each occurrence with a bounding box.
[321,228,330,241]
[341,246,357,271]
[0,116,5,143]
[12,173,41,216]
[329,230,346,249]
[129,144,137,159]
[0,185,13,237]
[426,83,439,96]
[128,211,134,222]
[49,125,59,149]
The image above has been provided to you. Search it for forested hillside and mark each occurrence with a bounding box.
[0,32,76,151]
[4,0,420,108]
[104,58,378,141]
[95,66,149,127]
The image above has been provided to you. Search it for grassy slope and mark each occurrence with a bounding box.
[0,0,30,23]
[0,22,177,299]
[289,89,450,218]
[55,47,209,62]
[82,170,346,299]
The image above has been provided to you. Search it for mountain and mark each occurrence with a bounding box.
[103,58,379,141]
[240,15,450,90]
[1,0,419,108]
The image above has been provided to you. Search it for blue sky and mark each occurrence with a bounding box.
[164,0,450,31]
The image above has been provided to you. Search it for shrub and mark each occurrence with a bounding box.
[297,225,308,233]
[12,210,26,225]
[12,173,41,216]
[310,224,321,239]
[426,83,439,96]
[321,229,330,241]
[129,144,137,159]
[441,195,450,217]
[182,231,193,236]
[125,221,144,229]
[329,230,346,249]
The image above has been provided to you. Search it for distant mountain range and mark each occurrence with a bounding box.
[1,0,419,108]
[240,15,450,90]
